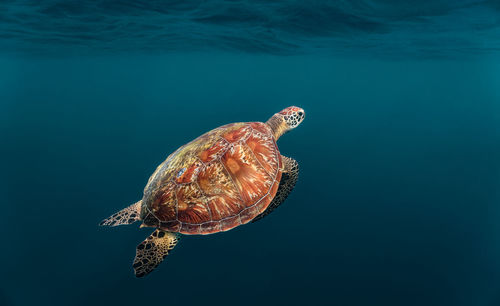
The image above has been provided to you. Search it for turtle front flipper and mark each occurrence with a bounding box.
[133,229,180,278]
[252,156,299,223]
[99,201,142,226]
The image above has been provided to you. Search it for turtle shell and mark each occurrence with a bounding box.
[140,122,282,235]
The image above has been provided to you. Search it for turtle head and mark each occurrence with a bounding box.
[266,106,305,140]
[279,106,305,129]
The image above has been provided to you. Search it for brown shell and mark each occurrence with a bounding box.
[140,122,282,235]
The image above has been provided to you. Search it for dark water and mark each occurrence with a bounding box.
[2,1,500,306]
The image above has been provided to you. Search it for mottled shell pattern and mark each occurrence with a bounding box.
[140,122,282,235]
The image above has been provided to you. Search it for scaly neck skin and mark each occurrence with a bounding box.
[266,114,289,140]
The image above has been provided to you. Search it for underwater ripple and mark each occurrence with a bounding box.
[0,0,499,58]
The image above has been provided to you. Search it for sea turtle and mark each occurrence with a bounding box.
[100,106,305,277]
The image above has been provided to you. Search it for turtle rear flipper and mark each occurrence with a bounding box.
[133,229,180,278]
[99,201,142,226]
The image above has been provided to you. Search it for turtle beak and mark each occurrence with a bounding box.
[296,108,305,123]
[298,109,305,120]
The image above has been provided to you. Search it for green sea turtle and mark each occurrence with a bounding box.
[100,106,305,277]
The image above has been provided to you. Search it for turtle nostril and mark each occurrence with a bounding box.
[298,112,303,117]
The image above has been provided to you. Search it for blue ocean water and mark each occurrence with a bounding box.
[2,1,500,306]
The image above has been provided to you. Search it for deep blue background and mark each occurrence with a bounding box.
[2,1,500,306]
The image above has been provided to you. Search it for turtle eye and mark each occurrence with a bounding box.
[298,111,303,117]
